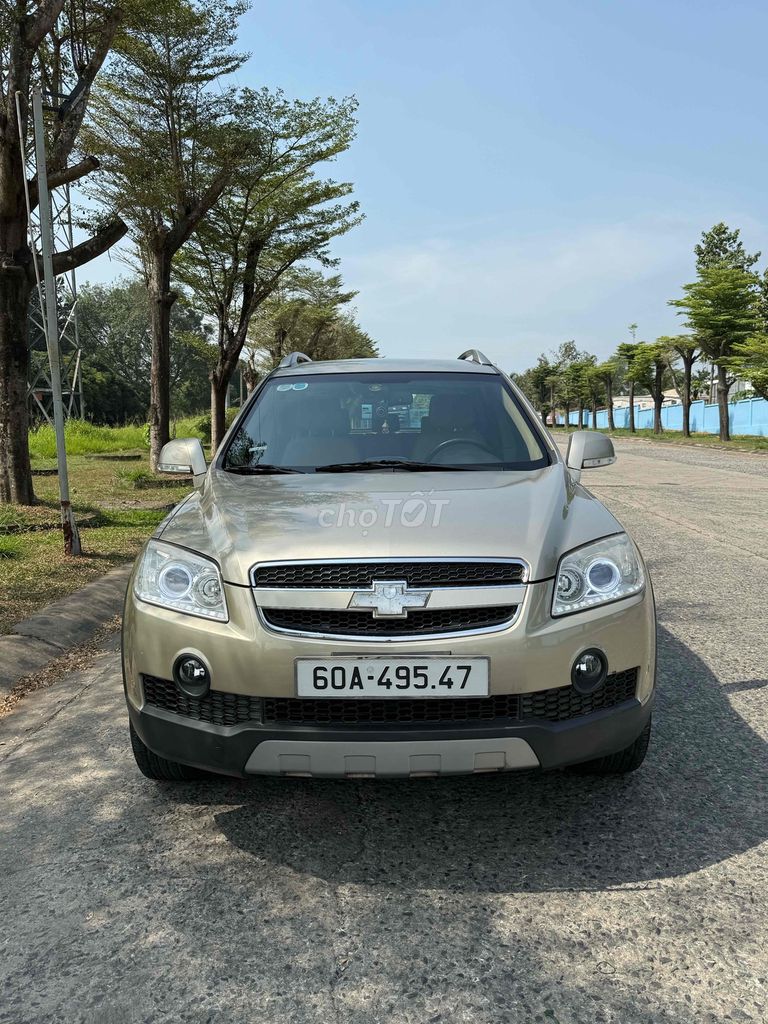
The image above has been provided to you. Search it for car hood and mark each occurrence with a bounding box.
[157,464,623,585]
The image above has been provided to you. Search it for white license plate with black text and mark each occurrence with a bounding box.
[295,657,489,698]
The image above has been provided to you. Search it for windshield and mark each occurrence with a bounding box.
[222,371,549,472]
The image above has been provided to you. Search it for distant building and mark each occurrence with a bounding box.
[613,394,656,411]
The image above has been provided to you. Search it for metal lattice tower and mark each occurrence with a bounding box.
[25,0,93,424]
[16,86,82,553]
[25,101,84,425]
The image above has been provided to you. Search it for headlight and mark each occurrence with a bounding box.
[552,534,644,617]
[134,540,228,621]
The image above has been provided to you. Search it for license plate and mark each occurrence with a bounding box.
[295,657,489,698]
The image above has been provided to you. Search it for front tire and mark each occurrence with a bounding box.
[129,722,206,781]
[570,717,651,775]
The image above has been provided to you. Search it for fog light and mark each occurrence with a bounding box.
[174,655,210,698]
[571,648,607,693]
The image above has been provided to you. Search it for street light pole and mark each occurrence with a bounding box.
[31,87,81,555]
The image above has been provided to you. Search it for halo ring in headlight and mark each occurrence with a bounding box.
[585,558,621,594]
[158,562,193,600]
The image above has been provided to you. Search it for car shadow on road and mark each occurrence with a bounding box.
[168,625,768,894]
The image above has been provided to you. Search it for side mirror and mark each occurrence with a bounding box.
[566,431,616,481]
[158,438,207,487]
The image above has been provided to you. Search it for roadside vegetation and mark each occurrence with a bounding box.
[550,425,768,453]
[0,451,192,634]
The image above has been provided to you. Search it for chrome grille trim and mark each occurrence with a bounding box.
[252,584,527,611]
[251,558,528,641]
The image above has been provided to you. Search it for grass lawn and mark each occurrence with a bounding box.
[0,451,193,634]
[549,425,768,453]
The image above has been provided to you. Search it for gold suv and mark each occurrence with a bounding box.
[123,350,655,780]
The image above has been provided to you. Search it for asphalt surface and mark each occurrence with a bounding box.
[1,437,767,1024]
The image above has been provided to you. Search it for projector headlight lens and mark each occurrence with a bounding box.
[157,562,193,600]
[553,534,643,617]
[134,540,228,621]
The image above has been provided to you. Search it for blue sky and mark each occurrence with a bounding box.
[87,0,768,371]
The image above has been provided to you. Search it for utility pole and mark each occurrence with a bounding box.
[31,87,81,555]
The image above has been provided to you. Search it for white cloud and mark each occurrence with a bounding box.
[341,216,720,371]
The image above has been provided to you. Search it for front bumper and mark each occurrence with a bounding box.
[128,694,652,777]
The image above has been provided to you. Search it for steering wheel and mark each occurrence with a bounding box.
[425,437,498,462]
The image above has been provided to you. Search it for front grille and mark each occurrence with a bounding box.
[141,669,638,727]
[263,694,520,725]
[253,560,526,589]
[520,667,639,721]
[261,606,517,637]
[141,675,263,726]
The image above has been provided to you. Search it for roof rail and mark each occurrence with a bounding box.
[457,348,493,366]
[277,351,313,369]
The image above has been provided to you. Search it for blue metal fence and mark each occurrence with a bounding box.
[559,397,768,436]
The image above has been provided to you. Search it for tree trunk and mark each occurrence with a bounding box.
[540,409,547,427]
[210,373,229,455]
[628,382,636,432]
[577,400,584,429]
[0,93,36,505]
[147,247,176,471]
[563,402,570,430]
[653,367,663,434]
[606,378,615,431]
[591,400,598,430]
[653,398,663,434]
[716,364,731,442]
[0,265,35,504]
[682,359,692,437]
[243,366,259,396]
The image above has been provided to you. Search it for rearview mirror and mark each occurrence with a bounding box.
[158,438,207,487]
[565,431,616,481]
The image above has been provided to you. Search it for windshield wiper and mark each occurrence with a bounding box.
[314,459,471,473]
[225,464,305,475]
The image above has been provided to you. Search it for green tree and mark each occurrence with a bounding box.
[570,356,596,429]
[513,355,556,426]
[84,0,249,468]
[723,335,768,401]
[243,270,376,388]
[669,266,761,440]
[549,340,590,427]
[553,367,580,429]
[594,359,622,431]
[585,365,606,429]
[77,277,214,422]
[625,341,671,434]
[695,223,760,273]
[616,340,643,432]
[0,1,131,504]
[175,89,362,452]
[663,334,700,436]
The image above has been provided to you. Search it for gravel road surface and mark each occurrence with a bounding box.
[1,437,766,1024]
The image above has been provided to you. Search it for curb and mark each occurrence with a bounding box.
[0,564,132,697]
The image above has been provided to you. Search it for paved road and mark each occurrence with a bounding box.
[1,439,767,1024]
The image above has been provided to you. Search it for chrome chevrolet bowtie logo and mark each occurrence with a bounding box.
[348,579,431,618]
